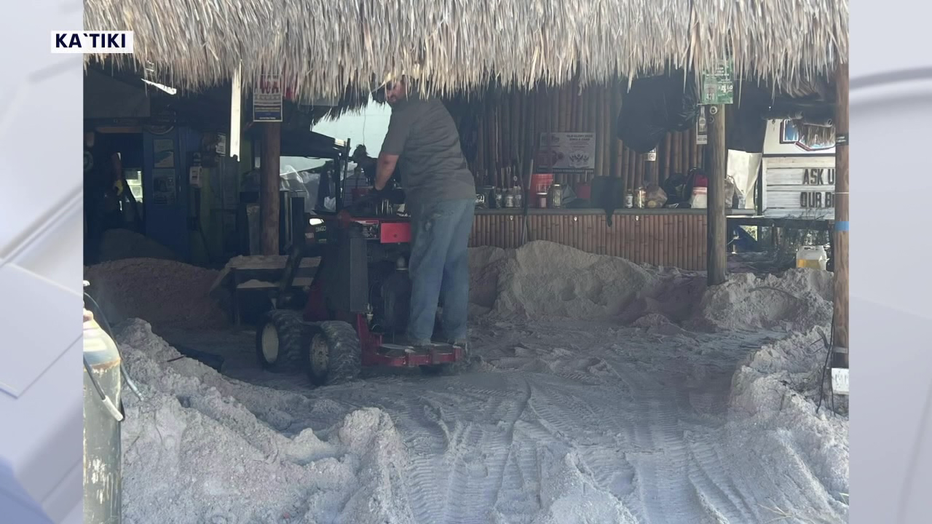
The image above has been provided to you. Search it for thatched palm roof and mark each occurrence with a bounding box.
[84,0,847,104]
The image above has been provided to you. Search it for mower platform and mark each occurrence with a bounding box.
[372,342,464,368]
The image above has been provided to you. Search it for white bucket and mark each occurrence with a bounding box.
[796,245,828,270]
[690,187,708,209]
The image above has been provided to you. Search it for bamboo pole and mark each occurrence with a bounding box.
[670,131,680,174]
[616,141,624,183]
[689,126,696,172]
[575,79,584,132]
[833,59,850,364]
[530,86,539,174]
[588,83,598,136]
[707,104,727,286]
[495,97,503,187]
[611,87,621,178]
[504,91,512,182]
[636,153,645,190]
[595,86,604,177]
[603,86,612,178]
[475,109,484,182]
[549,85,558,135]
[556,84,565,131]
[570,80,578,131]
[513,90,521,182]
[523,88,531,181]
[486,96,495,183]
[260,122,281,255]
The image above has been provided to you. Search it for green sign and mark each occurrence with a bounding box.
[701,60,734,105]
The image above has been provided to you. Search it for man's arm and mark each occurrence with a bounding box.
[377,110,410,190]
[374,153,399,191]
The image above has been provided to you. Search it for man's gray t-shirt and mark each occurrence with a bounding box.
[381,96,476,208]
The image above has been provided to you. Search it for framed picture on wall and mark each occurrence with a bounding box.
[780,120,834,152]
[780,120,801,144]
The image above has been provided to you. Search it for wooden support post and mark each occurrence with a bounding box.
[707,104,727,286]
[833,60,850,366]
[260,122,281,255]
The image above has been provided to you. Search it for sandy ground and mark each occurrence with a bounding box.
[93,242,848,523]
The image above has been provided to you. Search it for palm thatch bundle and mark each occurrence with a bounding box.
[84,0,848,104]
[794,121,836,147]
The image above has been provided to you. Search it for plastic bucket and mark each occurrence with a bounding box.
[796,245,828,270]
[531,173,554,194]
[690,187,708,209]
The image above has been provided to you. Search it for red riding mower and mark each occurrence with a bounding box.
[255,163,464,386]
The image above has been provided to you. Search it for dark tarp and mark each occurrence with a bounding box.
[616,72,836,156]
[616,71,699,154]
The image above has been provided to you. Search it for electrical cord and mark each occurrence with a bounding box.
[83,290,144,402]
[83,352,124,422]
[816,305,837,415]
[816,224,840,415]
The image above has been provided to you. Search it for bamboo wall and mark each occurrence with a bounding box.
[469,212,708,271]
[452,78,707,193]
[451,78,709,270]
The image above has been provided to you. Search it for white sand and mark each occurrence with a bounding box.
[112,240,847,523]
[118,320,416,524]
[85,258,228,330]
[97,229,179,263]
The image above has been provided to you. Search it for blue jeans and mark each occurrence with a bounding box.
[406,198,475,344]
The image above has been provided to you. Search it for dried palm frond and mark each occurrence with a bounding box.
[83,0,848,105]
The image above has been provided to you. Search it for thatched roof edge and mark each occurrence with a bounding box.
[84,0,848,104]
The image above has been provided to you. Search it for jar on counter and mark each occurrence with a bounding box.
[625,190,634,209]
[636,187,646,209]
[493,188,504,209]
[548,183,563,209]
[504,192,515,208]
[537,193,549,209]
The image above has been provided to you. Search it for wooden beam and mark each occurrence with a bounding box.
[833,60,850,364]
[260,122,281,255]
[706,104,727,286]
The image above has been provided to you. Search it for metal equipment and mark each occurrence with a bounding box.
[82,291,123,524]
[253,135,464,385]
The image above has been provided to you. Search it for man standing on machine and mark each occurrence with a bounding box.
[374,78,476,350]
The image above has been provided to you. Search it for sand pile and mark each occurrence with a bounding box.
[471,241,656,320]
[688,270,834,332]
[469,242,834,334]
[726,330,849,504]
[85,258,228,330]
[97,228,179,262]
[116,320,416,524]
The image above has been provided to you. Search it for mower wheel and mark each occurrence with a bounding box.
[256,309,309,373]
[305,321,361,386]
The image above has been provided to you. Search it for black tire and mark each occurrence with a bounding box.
[305,321,362,386]
[255,309,309,373]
